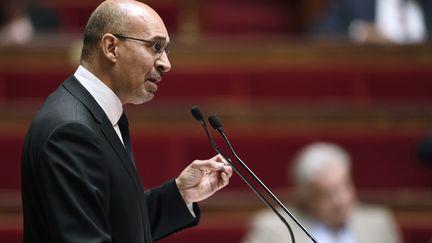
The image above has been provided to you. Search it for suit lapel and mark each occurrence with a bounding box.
[62,76,144,191]
[100,117,144,188]
[99,117,153,241]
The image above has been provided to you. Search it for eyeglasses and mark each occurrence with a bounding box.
[113,34,169,56]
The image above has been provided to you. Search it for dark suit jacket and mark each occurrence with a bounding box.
[21,76,199,243]
[312,0,432,37]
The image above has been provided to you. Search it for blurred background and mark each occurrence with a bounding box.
[1,0,432,242]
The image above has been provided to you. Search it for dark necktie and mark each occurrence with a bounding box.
[118,112,134,161]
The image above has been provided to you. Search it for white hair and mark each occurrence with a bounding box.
[291,142,351,187]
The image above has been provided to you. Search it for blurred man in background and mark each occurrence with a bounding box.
[242,142,401,243]
[311,0,432,44]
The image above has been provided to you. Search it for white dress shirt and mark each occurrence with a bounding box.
[74,65,125,145]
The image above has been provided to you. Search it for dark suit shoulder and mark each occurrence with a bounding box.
[32,83,101,137]
[39,84,96,126]
[23,81,103,162]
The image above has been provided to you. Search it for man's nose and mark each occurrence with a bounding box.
[156,52,171,73]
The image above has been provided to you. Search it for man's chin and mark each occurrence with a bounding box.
[140,94,155,104]
[127,94,154,105]
[123,89,157,105]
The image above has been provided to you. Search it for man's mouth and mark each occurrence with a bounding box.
[145,78,160,93]
[147,77,161,84]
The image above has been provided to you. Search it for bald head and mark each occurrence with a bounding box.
[80,0,164,62]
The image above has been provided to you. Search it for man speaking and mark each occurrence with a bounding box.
[21,0,233,242]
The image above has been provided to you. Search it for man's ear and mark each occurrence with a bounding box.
[101,33,118,63]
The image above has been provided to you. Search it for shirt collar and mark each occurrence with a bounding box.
[74,65,123,126]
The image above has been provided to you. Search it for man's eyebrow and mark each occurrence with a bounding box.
[149,36,170,46]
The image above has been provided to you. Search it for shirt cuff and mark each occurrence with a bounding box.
[186,203,196,218]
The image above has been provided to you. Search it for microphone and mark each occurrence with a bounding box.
[208,115,318,243]
[191,106,296,243]
[191,105,219,152]
[191,105,204,121]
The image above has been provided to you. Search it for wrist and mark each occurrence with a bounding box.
[175,178,191,205]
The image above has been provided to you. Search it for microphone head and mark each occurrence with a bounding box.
[191,105,204,121]
[208,115,222,130]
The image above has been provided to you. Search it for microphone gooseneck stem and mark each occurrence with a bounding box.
[218,129,318,243]
[197,121,296,243]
